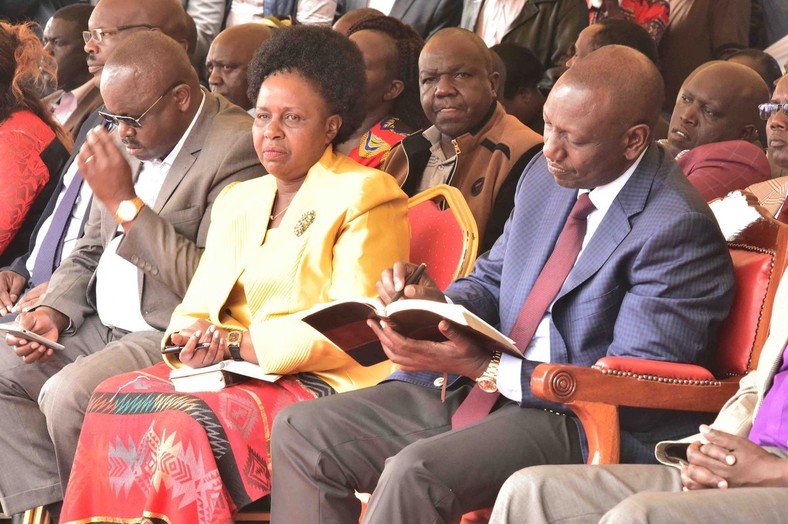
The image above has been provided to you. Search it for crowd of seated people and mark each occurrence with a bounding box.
[0,1,786,523]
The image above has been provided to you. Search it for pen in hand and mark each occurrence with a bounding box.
[389,263,427,303]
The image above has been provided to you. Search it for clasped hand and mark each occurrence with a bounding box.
[5,307,66,364]
[368,262,491,379]
[170,319,229,368]
[681,424,787,490]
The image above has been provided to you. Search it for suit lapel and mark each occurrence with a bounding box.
[389,0,416,18]
[558,145,661,299]
[152,90,216,214]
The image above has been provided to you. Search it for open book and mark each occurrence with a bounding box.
[169,360,282,393]
[302,298,521,366]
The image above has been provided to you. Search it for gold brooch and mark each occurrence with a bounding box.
[294,210,316,236]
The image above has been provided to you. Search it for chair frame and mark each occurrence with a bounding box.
[530,208,788,464]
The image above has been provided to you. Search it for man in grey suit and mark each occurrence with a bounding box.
[269,45,734,523]
[0,30,263,522]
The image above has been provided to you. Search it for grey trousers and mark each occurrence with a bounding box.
[489,464,788,524]
[0,314,162,515]
[270,380,583,524]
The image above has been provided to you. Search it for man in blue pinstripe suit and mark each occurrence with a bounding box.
[269,45,735,524]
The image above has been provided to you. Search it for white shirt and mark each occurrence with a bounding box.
[94,93,205,332]
[475,0,528,47]
[367,0,396,15]
[497,148,647,402]
[226,0,337,26]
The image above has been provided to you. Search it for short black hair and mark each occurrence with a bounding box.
[592,18,658,66]
[491,43,543,99]
[347,15,428,130]
[727,48,783,93]
[247,25,365,145]
[52,3,94,31]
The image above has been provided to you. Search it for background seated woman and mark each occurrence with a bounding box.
[60,25,409,524]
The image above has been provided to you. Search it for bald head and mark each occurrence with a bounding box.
[543,46,662,189]
[425,28,493,74]
[333,8,383,35]
[666,61,769,155]
[101,32,201,161]
[206,23,272,108]
[558,44,663,131]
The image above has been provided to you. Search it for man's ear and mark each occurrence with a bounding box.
[326,114,343,144]
[739,123,759,143]
[623,123,651,160]
[173,83,192,112]
[489,71,500,99]
[383,79,405,102]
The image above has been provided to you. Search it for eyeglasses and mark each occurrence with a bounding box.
[98,82,182,129]
[758,102,788,120]
[82,24,155,45]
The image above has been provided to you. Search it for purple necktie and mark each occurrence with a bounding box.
[451,193,596,429]
[31,171,84,286]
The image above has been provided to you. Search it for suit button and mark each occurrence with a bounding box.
[433,377,444,387]
[144,263,152,271]
[151,268,159,276]
[131,255,139,264]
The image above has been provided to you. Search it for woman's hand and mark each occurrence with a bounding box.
[170,320,229,368]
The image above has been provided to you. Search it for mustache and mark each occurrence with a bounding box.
[122,137,142,148]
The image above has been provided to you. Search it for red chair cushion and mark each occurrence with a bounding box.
[408,199,464,291]
[594,356,716,382]
[714,249,773,376]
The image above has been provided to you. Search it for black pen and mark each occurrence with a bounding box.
[161,342,212,354]
[389,263,427,303]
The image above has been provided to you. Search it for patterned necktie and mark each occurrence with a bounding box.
[31,170,84,286]
[451,193,596,429]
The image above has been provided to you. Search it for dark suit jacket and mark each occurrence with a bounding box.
[41,90,265,332]
[393,144,735,463]
[339,0,461,38]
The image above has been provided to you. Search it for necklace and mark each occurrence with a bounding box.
[270,205,289,222]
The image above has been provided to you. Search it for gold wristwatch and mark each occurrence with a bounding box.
[113,196,145,224]
[227,330,243,361]
[476,350,502,393]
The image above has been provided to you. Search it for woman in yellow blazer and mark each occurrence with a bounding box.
[61,26,409,524]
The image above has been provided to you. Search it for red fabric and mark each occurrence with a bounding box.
[408,199,464,291]
[61,362,317,524]
[348,117,409,170]
[714,249,774,376]
[593,356,716,380]
[588,0,670,43]
[679,140,771,202]
[0,110,56,256]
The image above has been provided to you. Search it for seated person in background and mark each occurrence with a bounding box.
[205,23,272,112]
[489,270,788,524]
[460,0,588,91]
[0,27,263,522]
[491,43,545,134]
[765,74,788,180]
[0,22,71,267]
[586,0,670,44]
[269,46,735,524]
[658,61,771,201]
[336,15,428,169]
[385,28,543,252]
[41,4,102,142]
[60,25,409,524]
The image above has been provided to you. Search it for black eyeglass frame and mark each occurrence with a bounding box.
[758,102,788,121]
[82,24,156,45]
[98,82,184,129]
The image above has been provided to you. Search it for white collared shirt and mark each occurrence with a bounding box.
[94,92,205,332]
[498,147,648,402]
[367,0,396,15]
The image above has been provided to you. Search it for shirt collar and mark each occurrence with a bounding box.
[585,147,648,212]
[147,90,206,167]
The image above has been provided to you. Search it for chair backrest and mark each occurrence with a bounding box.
[714,208,788,377]
[407,185,479,291]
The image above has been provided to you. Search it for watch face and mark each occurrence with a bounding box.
[227,331,241,345]
[117,201,135,221]
[477,379,498,394]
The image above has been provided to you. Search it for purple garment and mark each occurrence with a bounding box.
[748,345,788,450]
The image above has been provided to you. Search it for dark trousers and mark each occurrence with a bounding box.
[270,380,583,524]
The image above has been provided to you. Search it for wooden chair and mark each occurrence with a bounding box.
[530,207,788,464]
[234,185,479,523]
